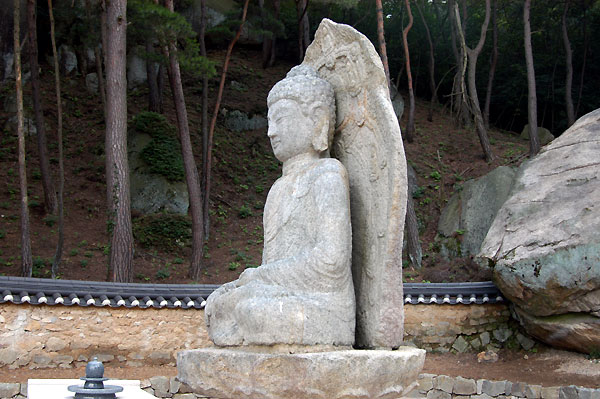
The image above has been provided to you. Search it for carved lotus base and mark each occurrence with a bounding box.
[177,346,425,399]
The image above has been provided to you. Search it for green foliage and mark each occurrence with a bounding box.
[238,204,253,219]
[156,267,170,279]
[128,0,215,77]
[589,348,600,360]
[133,214,192,251]
[228,261,241,271]
[131,112,185,182]
[429,171,442,181]
[43,215,57,227]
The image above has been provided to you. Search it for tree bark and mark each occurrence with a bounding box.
[146,40,162,113]
[295,0,309,62]
[402,0,416,142]
[415,0,436,122]
[523,0,539,157]
[200,0,209,226]
[562,0,574,127]
[15,0,33,277]
[375,0,390,90]
[27,0,57,215]
[101,0,114,218]
[448,0,468,127]
[457,0,494,162]
[483,0,497,129]
[202,0,250,240]
[163,0,205,280]
[405,187,421,269]
[85,0,107,116]
[105,0,134,282]
[575,5,588,118]
[48,0,64,279]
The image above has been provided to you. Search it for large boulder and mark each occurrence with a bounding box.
[477,109,600,353]
[520,124,555,146]
[128,131,189,215]
[438,166,516,259]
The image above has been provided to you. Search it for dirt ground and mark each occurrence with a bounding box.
[0,348,598,389]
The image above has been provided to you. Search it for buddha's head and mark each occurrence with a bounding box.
[267,65,335,163]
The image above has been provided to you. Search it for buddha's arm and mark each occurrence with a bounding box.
[238,169,351,290]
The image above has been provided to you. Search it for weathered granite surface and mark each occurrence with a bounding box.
[205,65,355,346]
[438,166,516,259]
[177,347,425,399]
[303,18,408,349]
[477,109,600,353]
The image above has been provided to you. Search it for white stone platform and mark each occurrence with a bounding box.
[177,346,426,399]
[27,379,154,399]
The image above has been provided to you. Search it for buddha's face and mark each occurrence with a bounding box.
[267,99,315,163]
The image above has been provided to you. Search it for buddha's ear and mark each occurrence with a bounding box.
[311,105,329,153]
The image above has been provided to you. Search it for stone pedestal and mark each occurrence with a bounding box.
[177,346,425,399]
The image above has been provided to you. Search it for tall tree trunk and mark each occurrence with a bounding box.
[402,0,416,142]
[415,0,436,122]
[523,0,539,157]
[406,166,421,269]
[269,0,280,67]
[85,0,107,116]
[48,0,64,279]
[200,0,209,231]
[163,0,205,280]
[203,0,250,239]
[575,5,588,118]
[101,0,114,219]
[146,40,162,113]
[15,0,33,277]
[27,0,57,215]
[376,0,421,270]
[295,0,309,62]
[457,0,494,162]
[105,0,134,282]
[448,0,467,127]
[483,0,497,129]
[375,0,390,90]
[562,0,574,127]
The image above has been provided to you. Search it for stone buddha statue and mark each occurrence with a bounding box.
[205,65,355,347]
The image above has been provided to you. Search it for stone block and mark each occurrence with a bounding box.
[577,388,600,399]
[427,390,452,399]
[525,385,542,399]
[452,336,469,353]
[173,394,196,399]
[492,328,512,343]
[435,375,455,393]
[418,374,435,393]
[0,349,18,366]
[46,337,67,352]
[150,376,170,394]
[0,383,20,398]
[178,347,425,399]
[516,334,535,351]
[453,377,477,395]
[541,387,560,399]
[471,394,494,399]
[559,386,578,399]
[170,377,181,394]
[510,382,527,397]
[481,380,507,397]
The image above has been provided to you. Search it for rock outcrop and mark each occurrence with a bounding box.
[477,109,600,353]
[438,166,516,259]
[520,124,555,146]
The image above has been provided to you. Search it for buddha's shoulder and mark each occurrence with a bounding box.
[304,159,348,188]
[309,158,347,176]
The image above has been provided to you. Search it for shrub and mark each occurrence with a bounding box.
[133,214,192,251]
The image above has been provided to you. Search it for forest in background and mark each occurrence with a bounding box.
[0,0,598,283]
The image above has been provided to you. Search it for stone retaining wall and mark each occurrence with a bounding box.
[1,374,598,399]
[0,302,526,370]
[411,374,600,399]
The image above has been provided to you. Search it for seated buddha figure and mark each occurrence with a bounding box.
[204,65,355,347]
